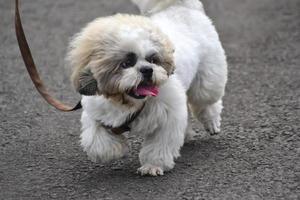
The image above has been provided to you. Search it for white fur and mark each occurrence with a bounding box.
[80,75,187,172]
[133,0,228,135]
[78,0,227,176]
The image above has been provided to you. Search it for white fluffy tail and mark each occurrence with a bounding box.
[131,0,177,14]
[131,0,204,14]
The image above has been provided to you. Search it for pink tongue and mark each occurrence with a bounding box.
[135,85,159,97]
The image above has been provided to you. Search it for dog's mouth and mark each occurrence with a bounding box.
[127,81,159,99]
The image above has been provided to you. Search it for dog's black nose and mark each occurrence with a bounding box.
[140,67,153,79]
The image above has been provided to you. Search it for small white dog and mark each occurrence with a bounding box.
[66,0,227,176]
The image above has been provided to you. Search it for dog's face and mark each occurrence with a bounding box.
[67,14,174,105]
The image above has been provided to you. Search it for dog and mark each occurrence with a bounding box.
[66,0,227,176]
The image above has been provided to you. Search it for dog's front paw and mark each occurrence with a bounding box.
[81,128,129,163]
[137,164,164,176]
[87,141,129,163]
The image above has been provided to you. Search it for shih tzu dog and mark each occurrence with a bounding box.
[66,0,227,176]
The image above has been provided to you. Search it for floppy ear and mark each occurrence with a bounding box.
[76,68,98,96]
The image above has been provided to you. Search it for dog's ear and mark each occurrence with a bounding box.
[76,68,98,96]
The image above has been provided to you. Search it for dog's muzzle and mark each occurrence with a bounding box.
[127,66,158,99]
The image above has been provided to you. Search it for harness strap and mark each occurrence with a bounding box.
[102,103,145,135]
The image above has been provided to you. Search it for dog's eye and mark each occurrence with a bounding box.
[146,53,160,64]
[121,52,137,69]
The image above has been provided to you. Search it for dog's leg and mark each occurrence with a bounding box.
[187,46,227,135]
[188,85,224,135]
[138,119,187,176]
[188,80,225,135]
[80,111,128,163]
[137,81,188,176]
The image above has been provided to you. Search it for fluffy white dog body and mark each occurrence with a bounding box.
[67,0,227,176]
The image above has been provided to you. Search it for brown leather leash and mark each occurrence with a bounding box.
[14,0,144,134]
[15,0,82,112]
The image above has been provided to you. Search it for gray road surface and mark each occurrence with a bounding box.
[0,0,299,199]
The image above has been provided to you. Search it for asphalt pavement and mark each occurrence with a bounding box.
[0,0,299,199]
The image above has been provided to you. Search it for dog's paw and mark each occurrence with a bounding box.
[137,164,164,176]
[85,139,129,163]
[90,143,129,163]
[203,119,221,135]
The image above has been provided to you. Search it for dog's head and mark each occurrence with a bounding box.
[67,14,174,105]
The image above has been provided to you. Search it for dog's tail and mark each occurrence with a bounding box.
[131,0,176,14]
[131,0,204,14]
